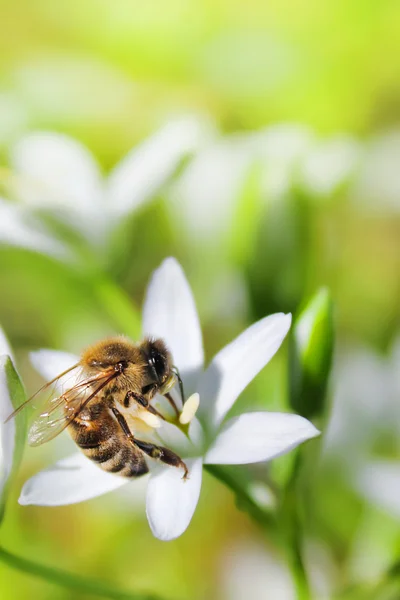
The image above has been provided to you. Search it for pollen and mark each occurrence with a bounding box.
[179,393,200,425]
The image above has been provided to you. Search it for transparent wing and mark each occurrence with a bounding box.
[5,361,81,421]
[27,369,119,447]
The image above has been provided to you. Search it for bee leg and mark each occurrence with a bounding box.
[111,405,137,444]
[124,391,166,420]
[134,439,189,480]
[111,405,188,479]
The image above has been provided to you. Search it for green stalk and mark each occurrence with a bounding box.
[205,465,276,531]
[0,547,162,600]
[280,452,311,600]
[285,523,310,600]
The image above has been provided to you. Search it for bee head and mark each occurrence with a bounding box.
[141,338,173,391]
[80,336,177,396]
[81,336,139,372]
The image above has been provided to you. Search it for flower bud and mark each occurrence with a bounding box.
[288,288,334,419]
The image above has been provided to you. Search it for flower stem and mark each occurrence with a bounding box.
[206,463,311,599]
[204,465,277,531]
[281,452,312,600]
[285,526,311,600]
[0,547,162,600]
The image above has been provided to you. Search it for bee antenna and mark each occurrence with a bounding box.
[172,366,185,405]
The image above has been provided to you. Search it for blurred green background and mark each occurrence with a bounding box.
[0,1,400,599]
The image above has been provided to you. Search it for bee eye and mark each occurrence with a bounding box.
[150,350,166,381]
[141,383,154,395]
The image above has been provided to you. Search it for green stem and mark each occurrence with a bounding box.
[206,463,310,599]
[286,527,310,600]
[281,452,311,600]
[0,547,162,600]
[205,465,276,531]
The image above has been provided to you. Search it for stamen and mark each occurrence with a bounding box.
[179,393,200,425]
[138,410,162,429]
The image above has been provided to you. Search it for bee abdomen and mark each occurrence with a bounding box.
[74,432,148,478]
[88,443,148,478]
[68,407,148,478]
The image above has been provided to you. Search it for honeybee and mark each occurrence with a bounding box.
[7,336,188,478]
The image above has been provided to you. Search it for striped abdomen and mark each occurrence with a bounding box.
[68,400,148,478]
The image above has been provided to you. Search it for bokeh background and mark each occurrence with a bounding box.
[0,1,400,599]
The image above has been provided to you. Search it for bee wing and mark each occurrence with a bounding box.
[27,369,119,447]
[4,362,81,422]
[27,392,81,446]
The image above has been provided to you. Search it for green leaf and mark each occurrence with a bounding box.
[288,287,334,419]
[0,355,27,522]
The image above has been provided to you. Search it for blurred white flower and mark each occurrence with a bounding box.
[0,198,68,259]
[255,123,314,199]
[0,92,28,145]
[219,541,295,600]
[1,116,206,256]
[357,461,400,520]
[220,539,335,600]
[327,340,400,525]
[323,343,400,468]
[18,258,319,540]
[170,123,313,246]
[300,135,361,198]
[352,131,400,212]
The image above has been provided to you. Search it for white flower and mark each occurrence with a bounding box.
[19,258,319,540]
[1,117,206,257]
[170,124,313,244]
[300,135,361,199]
[219,541,296,600]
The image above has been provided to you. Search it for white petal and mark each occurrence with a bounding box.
[198,313,292,428]
[11,132,103,209]
[204,412,319,465]
[188,416,205,450]
[0,198,68,259]
[356,461,400,520]
[155,420,194,457]
[146,457,202,541]
[0,328,13,361]
[142,257,204,393]
[19,453,128,506]
[107,117,204,220]
[30,349,80,393]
